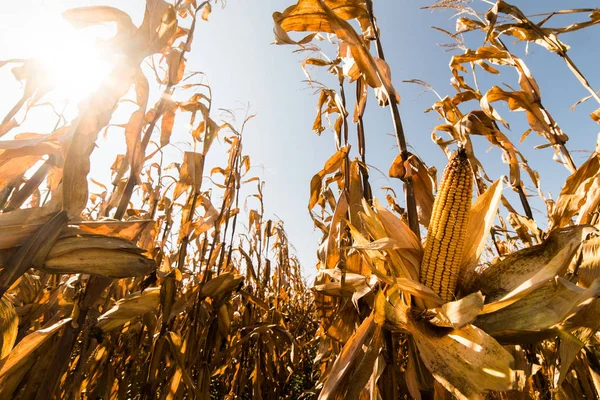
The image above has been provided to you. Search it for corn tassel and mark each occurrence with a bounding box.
[420,149,473,303]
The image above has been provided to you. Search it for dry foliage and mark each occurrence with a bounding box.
[0,1,316,399]
[3,0,600,399]
[273,0,600,399]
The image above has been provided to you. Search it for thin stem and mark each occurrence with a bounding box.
[356,80,373,202]
[366,0,420,239]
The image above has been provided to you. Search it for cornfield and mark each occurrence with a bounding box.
[1,0,600,399]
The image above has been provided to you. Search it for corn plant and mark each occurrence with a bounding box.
[274,0,600,398]
[0,1,316,399]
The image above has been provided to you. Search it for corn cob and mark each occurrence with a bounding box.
[420,148,473,303]
[41,234,156,278]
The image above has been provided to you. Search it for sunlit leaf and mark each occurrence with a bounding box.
[412,320,517,399]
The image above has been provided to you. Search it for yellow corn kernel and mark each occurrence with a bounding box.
[420,149,473,303]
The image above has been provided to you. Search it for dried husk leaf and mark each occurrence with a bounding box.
[475,278,600,343]
[429,292,485,329]
[373,199,422,271]
[459,179,503,291]
[412,320,517,400]
[472,225,595,302]
[362,198,421,279]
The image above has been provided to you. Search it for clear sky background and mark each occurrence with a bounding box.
[1,0,599,279]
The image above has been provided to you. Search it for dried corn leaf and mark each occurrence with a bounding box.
[160,100,177,147]
[309,146,349,209]
[551,151,600,229]
[324,193,347,270]
[389,153,435,226]
[200,273,244,298]
[62,64,135,218]
[166,331,201,397]
[0,222,48,250]
[318,314,378,400]
[0,296,17,359]
[0,318,71,398]
[343,327,383,399]
[137,0,178,56]
[556,328,594,387]
[348,160,364,232]
[167,48,186,85]
[315,269,376,309]
[96,287,161,331]
[273,0,368,38]
[273,0,397,105]
[0,157,33,192]
[374,288,409,331]
[76,219,152,241]
[62,6,137,36]
[125,68,149,170]
[174,152,204,200]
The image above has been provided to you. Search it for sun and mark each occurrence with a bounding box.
[12,10,115,112]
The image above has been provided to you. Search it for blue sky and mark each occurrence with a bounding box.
[1,1,599,279]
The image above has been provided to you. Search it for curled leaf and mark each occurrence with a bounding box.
[429,291,485,329]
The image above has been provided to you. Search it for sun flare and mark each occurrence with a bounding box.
[16,11,115,109]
